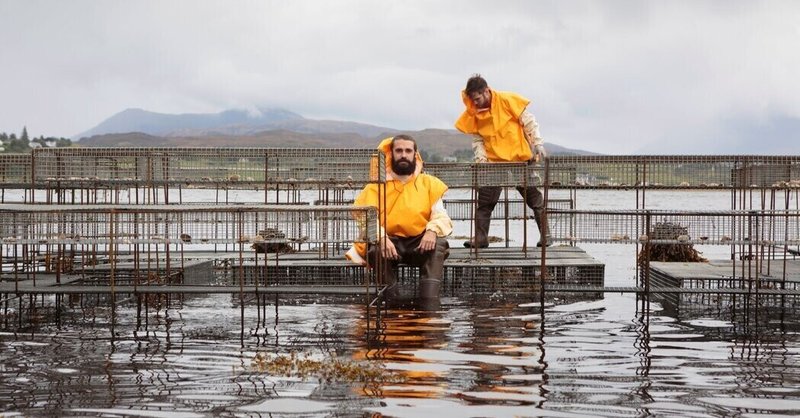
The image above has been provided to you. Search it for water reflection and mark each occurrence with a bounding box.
[2,294,800,416]
[355,299,548,409]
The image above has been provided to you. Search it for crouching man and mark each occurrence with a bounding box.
[346,134,452,309]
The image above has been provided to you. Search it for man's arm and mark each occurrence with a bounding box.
[520,109,546,161]
[418,199,453,252]
[471,134,488,163]
[426,199,453,237]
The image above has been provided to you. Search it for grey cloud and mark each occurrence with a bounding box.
[1,1,799,155]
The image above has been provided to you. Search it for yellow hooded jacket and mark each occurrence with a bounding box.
[346,137,452,265]
[454,89,533,162]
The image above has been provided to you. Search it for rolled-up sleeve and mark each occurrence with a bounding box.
[425,198,453,237]
[520,109,543,147]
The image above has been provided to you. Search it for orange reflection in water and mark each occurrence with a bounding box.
[351,302,545,403]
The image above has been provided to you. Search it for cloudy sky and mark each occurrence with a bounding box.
[1,1,799,154]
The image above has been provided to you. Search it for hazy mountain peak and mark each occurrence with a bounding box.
[75,107,304,139]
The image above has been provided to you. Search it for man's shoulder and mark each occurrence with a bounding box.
[418,173,448,188]
[494,90,530,104]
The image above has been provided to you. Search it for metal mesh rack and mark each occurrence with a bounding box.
[541,207,800,307]
[31,147,385,187]
[0,153,31,185]
[7,152,800,191]
[0,203,377,246]
[424,162,538,188]
[545,155,800,189]
[548,209,800,246]
[444,197,573,220]
[5,150,800,312]
[0,204,378,286]
[367,246,606,294]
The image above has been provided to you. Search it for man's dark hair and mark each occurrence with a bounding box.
[391,134,417,152]
[465,74,488,95]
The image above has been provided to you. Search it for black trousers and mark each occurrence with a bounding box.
[368,232,450,291]
[473,185,544,247]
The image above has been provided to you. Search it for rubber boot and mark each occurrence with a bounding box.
[464,186,501,248]
[533,208,552,247]
[418,278,441,310]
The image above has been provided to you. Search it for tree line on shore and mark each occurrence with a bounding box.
[0,127,73,153]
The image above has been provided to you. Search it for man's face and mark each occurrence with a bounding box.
[391,139,416,176]
[468,87,491,110]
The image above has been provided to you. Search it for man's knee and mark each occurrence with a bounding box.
[435,237,450,258]
[517,186,544,209]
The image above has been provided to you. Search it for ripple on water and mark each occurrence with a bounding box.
[368,397,599,418]
[71,409,203,418]
[686,318,735,328]
[238,398,335,413]
[699,397,800,411]
[404,348,541,367]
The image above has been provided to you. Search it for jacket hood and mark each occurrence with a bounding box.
[377,136,423,181]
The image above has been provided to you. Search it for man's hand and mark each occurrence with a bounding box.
[380,237,399,260]
[416,230,438,252]
[530,144,547,163]
[475,156,488,163]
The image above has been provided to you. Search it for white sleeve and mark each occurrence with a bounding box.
[425,198,453,237]
[471,134,488,162]
[520,109,543,147]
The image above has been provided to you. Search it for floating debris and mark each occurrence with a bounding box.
[638,221,706,264]
[251,351,403,386]
[251,228,294,253]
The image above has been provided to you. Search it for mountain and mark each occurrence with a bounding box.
[75,107,396,139]
[76,107,596,158]
[77,128,594,159]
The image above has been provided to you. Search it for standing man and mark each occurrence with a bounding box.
[455,74,551,248]
[346,135,452,309]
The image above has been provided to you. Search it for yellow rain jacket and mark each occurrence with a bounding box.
[455,89,533,162]
[346,137,452,265]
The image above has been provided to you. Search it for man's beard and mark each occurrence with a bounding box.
[392,157,416,176]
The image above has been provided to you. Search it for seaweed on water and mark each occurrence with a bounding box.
[637,221,707,265]
[251,351,404,386]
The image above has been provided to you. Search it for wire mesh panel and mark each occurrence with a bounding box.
[731,156,800,188]
[0,204,378,246]
[32,148,154,182]
[32,148,385,187]
[0,204,379,288]
[21,152,800,191]
[548,209,800,245]
[444,198,572,220]
[546,155,800,189]
[0,153,31,185]
[424,162,535,188]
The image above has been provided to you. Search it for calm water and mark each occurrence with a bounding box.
[2,190,800,417]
